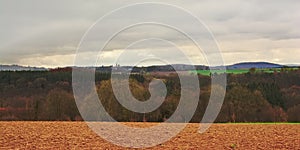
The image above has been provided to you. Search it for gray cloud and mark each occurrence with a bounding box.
[0,0,299,67]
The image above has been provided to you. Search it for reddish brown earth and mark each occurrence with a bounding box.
[0,122,299,149]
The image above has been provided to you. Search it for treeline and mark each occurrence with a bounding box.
[0,68,299,122]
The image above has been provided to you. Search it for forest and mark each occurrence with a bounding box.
[0,67,299,122]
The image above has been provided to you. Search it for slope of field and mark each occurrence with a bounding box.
[0,122,299,149]
[191,68,298,76]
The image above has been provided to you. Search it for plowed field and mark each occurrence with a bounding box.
[0,122,299,149]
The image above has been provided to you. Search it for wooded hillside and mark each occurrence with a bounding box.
[0,68,299,122]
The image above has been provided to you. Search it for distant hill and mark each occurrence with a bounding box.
[96,64,208,73]
[0,65,47,71]
[285,64,300,67]
[227,62,284,69]
[1,62,296,72]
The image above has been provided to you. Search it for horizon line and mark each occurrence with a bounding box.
[1,61,300,69]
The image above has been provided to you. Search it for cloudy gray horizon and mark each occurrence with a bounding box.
[0,0,299,67]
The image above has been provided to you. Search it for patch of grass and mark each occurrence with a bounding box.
[190,68,299,76]
[230,143,237,149]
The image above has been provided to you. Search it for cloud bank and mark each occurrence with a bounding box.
[0,0,299,67]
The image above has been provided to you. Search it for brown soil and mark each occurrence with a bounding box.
[0,122,299,149]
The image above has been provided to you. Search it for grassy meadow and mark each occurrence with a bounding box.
[190,68,299,76]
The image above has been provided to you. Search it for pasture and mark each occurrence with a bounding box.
[191,68,298,76]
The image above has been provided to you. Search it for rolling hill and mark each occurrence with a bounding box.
[226,62,284,69]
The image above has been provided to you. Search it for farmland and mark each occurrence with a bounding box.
[191,68,298,76]
[0,122,299,149]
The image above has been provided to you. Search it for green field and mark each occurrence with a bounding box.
[190,68,299,76]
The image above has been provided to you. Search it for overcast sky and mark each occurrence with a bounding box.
[0,0,299,67]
